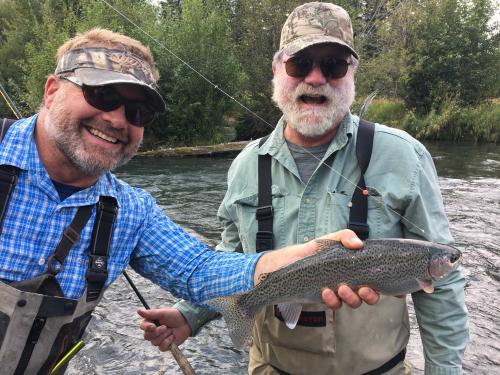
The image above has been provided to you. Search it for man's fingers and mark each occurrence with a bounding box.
[337,285,362,308]
[322,288,342,309]
[317,229,363,250]
[150,328,173,347]
[143,324,166,340]
[137,308,166,321]
[140,320,158,332]
[158,335,175,352]
[358,287,380,305]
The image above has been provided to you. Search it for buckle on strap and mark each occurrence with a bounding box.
[256,206,273,221]
[348,221,370,240]
[86,255,108,283]
[63,226,80,245]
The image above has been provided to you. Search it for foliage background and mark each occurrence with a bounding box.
[0,0,498,144]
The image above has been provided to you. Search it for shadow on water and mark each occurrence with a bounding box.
[67,142,499,374]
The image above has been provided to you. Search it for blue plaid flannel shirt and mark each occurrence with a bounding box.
[0,115,261,301]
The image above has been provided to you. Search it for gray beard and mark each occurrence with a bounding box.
[272,74,355,138]
[45,101,138,177]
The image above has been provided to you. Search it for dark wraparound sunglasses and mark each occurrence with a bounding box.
[62,77,156,127]
[284,55,350,80]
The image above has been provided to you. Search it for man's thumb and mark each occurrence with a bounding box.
[137,308,161,319]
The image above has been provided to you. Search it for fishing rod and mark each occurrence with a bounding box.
[0,83,21,119]
[122,270,196,375]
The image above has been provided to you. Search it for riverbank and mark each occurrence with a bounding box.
[137,140,249,157]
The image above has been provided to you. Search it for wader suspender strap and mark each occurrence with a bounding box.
[0,118,20,235]
[347,119,375,240]
[256,121,375,247]
[86,196,118,302]
[47,206,94,275]
[256,135,272,252]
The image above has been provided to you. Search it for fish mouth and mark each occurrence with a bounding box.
[429,245,462,280]
[445,244,462,268]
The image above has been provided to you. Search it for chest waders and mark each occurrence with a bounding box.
[256,120,406,375]
[0,118,119,375]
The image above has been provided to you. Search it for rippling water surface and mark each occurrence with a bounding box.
[67,142,500,374]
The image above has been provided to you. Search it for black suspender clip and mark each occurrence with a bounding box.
[256,205,273,221]
[86,255,108,283]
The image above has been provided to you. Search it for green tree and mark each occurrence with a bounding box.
[155,0,241,145]
[230,0,303,139]
[362,0,499,113]
[0,0,55,114]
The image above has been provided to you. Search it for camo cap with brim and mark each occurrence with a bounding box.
[280,2,358,59]
[55,47,166,112]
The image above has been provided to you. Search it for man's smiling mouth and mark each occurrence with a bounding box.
[87,127,119,144]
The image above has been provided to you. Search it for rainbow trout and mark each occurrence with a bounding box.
[206,238,461,348]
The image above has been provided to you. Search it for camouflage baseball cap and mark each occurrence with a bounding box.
[280,2,358,58]
[55,47,166,112]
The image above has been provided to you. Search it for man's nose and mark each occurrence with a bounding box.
[100,105,128,128]
[303,64,327,86]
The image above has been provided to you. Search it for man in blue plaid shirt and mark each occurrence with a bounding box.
[0,29,377,373]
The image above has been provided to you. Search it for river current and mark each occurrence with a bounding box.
[67,141,500,374]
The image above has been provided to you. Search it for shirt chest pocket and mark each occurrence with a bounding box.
[233,186,286,251]
[326,187,395,238]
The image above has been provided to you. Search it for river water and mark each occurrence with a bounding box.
[67,141,500,375]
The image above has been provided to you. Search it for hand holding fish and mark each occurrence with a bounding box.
[138,308,192,352]
[139,230,378,352]
[253,229,380,309]
[209,235,461,348]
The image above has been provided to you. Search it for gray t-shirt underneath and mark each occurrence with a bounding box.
[286,140,330,184]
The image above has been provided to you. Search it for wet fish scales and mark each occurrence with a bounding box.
[206,238,461,348]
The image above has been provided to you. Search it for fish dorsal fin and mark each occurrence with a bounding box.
[278,303,303,329]
[417,278,434,293]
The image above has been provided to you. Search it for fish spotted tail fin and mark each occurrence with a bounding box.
[205,294,258,349]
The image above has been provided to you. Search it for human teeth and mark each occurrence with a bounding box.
[300,95,326,104]
[88,128,118,143]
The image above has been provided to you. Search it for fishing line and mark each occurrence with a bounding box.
[100,0,426,235]
[0,83,21,119]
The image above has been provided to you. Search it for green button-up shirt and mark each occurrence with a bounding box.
[177,113,468,374]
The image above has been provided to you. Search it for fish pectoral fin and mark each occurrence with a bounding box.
[417,278,434,293]
[277,303,303,329]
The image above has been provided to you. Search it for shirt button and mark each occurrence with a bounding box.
[304,198,310,204]
[303,236,309,242]
[38,258,45,266]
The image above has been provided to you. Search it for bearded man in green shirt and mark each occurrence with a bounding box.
[140,3,469,374]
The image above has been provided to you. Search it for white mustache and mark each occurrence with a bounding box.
[293,83,334,103]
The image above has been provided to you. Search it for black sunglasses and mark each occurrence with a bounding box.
[284,55,350,80]
[63,77,156,127]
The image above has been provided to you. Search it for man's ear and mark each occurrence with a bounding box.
[43,76,61,109]
[272,61,277,76]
